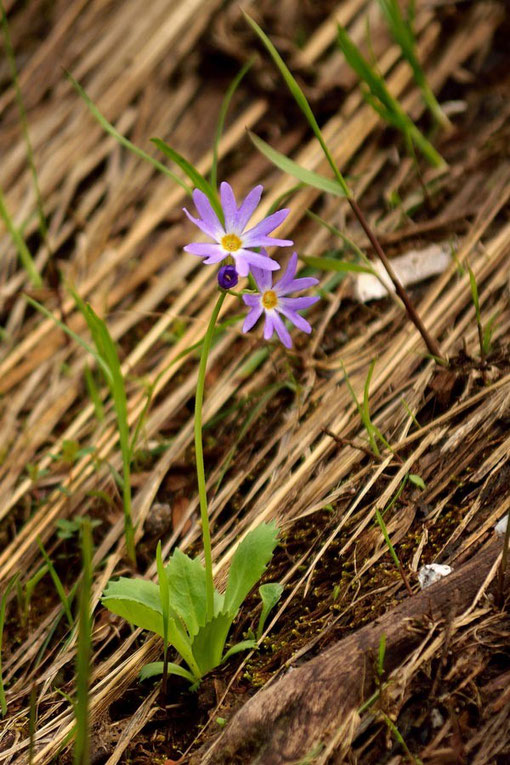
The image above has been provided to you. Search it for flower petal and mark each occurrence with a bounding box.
[183,207,219,240]
[279,296,320,311]
[277,276,319,294]
[243,293,261,307]
[242,302,264,333]
[242,209,290,244]
[192,189,224,238]
[184,242,224,258]
[234,254,251,278]
[237,185,263,231]
[273,252,297,293]
[220,182,238,232]
[277,305,312,333]
[244,235,294,249]
[250,265,273,292]
[239,250,280,274]
[263,313,275,341]
[271,312,293,348]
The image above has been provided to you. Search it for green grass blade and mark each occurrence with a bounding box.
[244,12,350,197]
[378,0,449,127]
[0,188,41,286]
[210,58,253,192]
[25,295,112,382]
[65,71,191,195]
[0,575,18,717]
[300,254,372,274]
[337,24,444,167]
[249,132,348,198]
[374,509,400,569]
[81,303,135,562]
[73,520,93,765]
[84,364,105,422]
[37,539,74,628]
[151,138,222,222]
[1,1,48,245]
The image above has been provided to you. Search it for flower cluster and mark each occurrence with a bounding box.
[184,182,319,347]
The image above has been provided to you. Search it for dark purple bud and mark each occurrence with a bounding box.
[218,265,239,290]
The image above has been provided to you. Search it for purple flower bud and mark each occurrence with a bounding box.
[218,265,239,290]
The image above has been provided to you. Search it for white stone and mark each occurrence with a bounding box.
[353,243,452,302]
[418,563,453,590]
[494,515,508,537]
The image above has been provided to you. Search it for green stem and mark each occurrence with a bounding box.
[194,292,226,620]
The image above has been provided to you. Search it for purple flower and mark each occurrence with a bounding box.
[242,252,320,348]
[218,265,238,289]
[183,182,293,278]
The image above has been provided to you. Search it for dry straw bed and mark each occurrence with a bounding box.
[0,0,509,763]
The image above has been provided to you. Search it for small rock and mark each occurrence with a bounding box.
[494,515,508,537]
[418,563,453,589]
[144,502,173,537]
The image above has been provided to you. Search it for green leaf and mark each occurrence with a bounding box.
[24,295,111,382]
[408,473,425,490]
[151,138,223,223]
[257,582,283,640]
[191,612,233,676]
[300,254,372,274]
[0,187,41,286]
[102,576,201,678]
[102,577,165,636]
[249,132,347,198]
[165,549,208,637]
[244,12,350,196]
[139,661,195,684]
[336,24,445,168]
[222,639,257,663]
[156,542,169,662]
[224,522,279,616]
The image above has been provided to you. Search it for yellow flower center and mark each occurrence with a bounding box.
[221,233,242,252]
[262,290,278,310]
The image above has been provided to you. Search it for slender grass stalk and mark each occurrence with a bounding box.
[65,71,191,195]
[28,684,37,765]
[1,1,49,243]
[73,519,93,765]
[0,187,41,286]
[374,508,412,596]
[378,0,450,129]
[467,266,486,364]
[379,710,423,764]
[0,575,18,717]
[36,539,74,628]
[194,292,226,620]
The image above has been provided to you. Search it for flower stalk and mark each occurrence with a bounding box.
[194,291,226,620]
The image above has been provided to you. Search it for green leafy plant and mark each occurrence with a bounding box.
[103,523,280,687]
[467,265,497,362]
[378,0,450,128]
[341,359,392,459]
[336,23,445,167]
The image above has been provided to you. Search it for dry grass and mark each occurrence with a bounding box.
[0,0,509,762]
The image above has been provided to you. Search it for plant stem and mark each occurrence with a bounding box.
[194,292,226,620]
[348,197,445,363]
